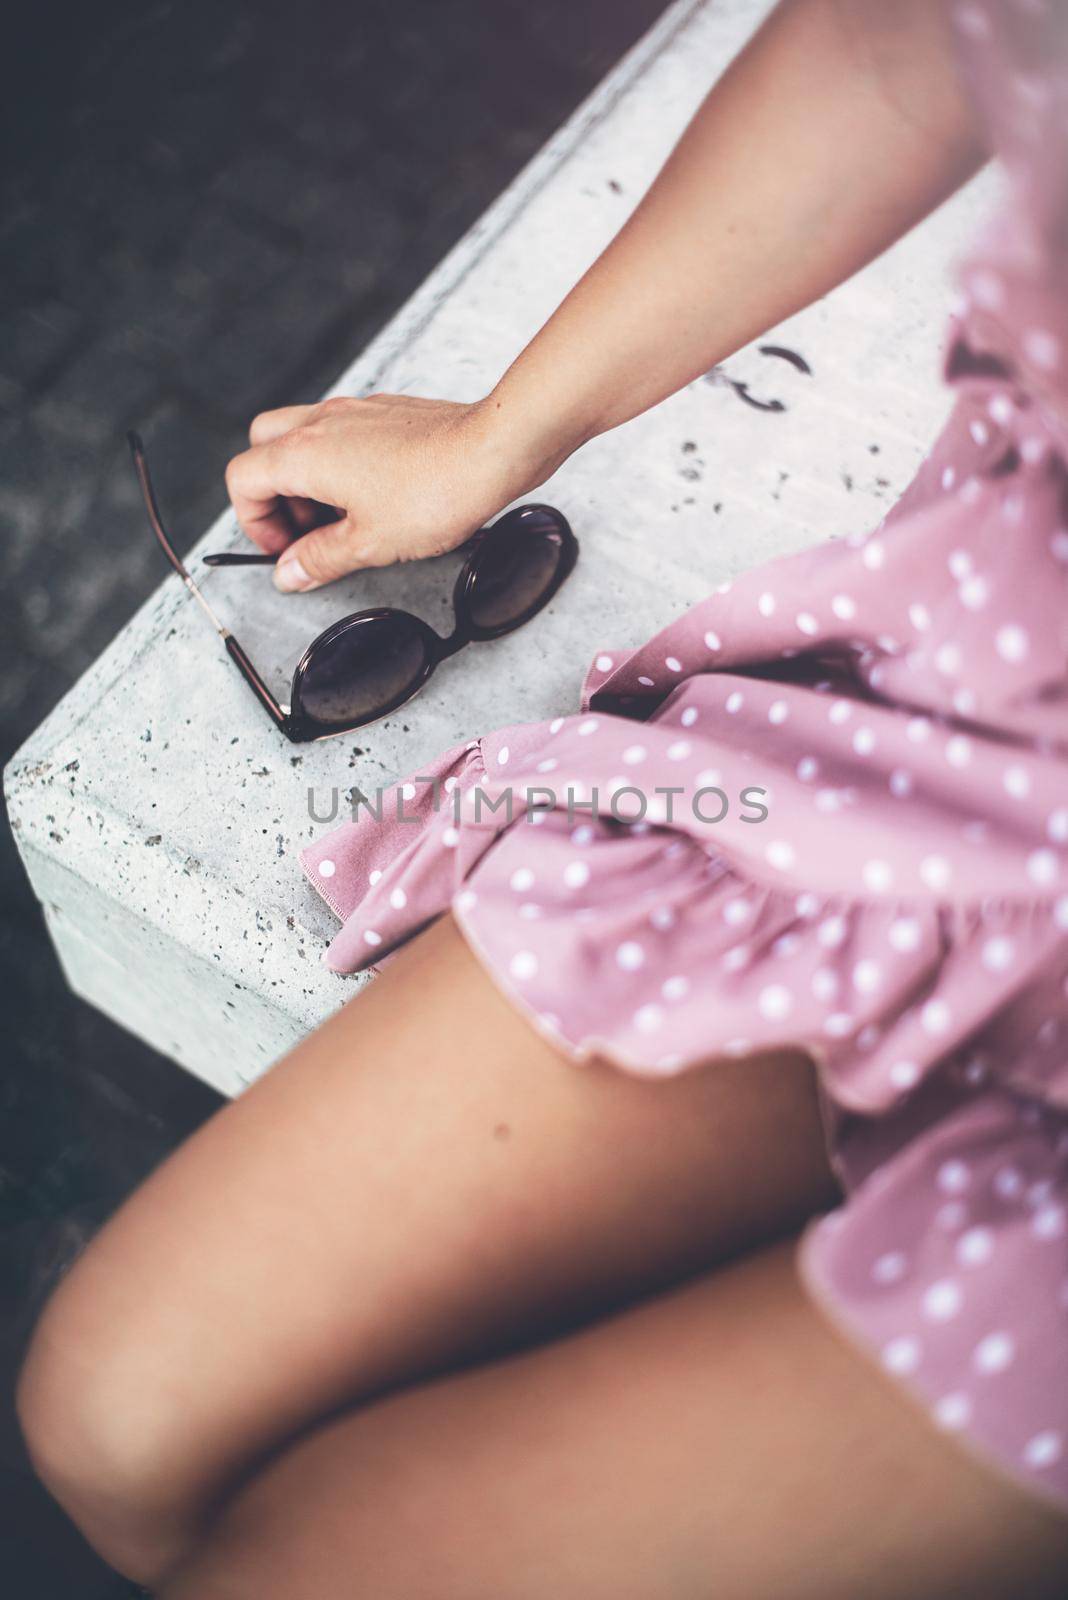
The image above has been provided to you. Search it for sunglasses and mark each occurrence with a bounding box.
[128,431,578,743]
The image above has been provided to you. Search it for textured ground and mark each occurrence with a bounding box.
[0,2,667,1591]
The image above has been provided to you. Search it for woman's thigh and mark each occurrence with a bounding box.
[18,913,836,1564]
[160,1237,1068,1600]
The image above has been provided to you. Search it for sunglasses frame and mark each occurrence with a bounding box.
[128,431,578,743]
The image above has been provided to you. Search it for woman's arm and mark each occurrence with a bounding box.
[226,0,988,591]
[489,0,987,473]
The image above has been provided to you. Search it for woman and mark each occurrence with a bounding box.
[16,1,1068,1594]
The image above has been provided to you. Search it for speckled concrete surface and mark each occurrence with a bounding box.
[6,0,999,1101]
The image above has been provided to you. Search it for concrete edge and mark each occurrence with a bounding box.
[8,802,346,1019]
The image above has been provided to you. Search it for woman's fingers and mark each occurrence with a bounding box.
[235,412,342,545]
[248,405,315,446]
[225,439,315,553]
[227,433,358,583]
[287,496,343,536]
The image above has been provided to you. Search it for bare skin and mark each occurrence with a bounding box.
[18,918,1068,1595]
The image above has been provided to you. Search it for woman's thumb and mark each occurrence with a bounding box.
[273,520,359,593]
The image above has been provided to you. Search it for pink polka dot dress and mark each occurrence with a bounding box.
[301,0,1068,1513]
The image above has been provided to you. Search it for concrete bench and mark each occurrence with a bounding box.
[6,0,998,1097]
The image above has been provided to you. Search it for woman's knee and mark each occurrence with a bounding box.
[16,1268,203,1582]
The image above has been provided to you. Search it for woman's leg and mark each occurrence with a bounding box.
[159,1238,1068,1600]
[16,913,837,1587]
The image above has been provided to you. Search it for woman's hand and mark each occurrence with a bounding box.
[225,393,557,592]
[228,0,986,596]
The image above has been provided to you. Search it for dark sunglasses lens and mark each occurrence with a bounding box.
[299,614,430,728]
[466,509,567,633]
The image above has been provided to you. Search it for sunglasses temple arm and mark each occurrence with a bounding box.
[223,636,290,733]
[127,431,290,735]
[202,551,278,566]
